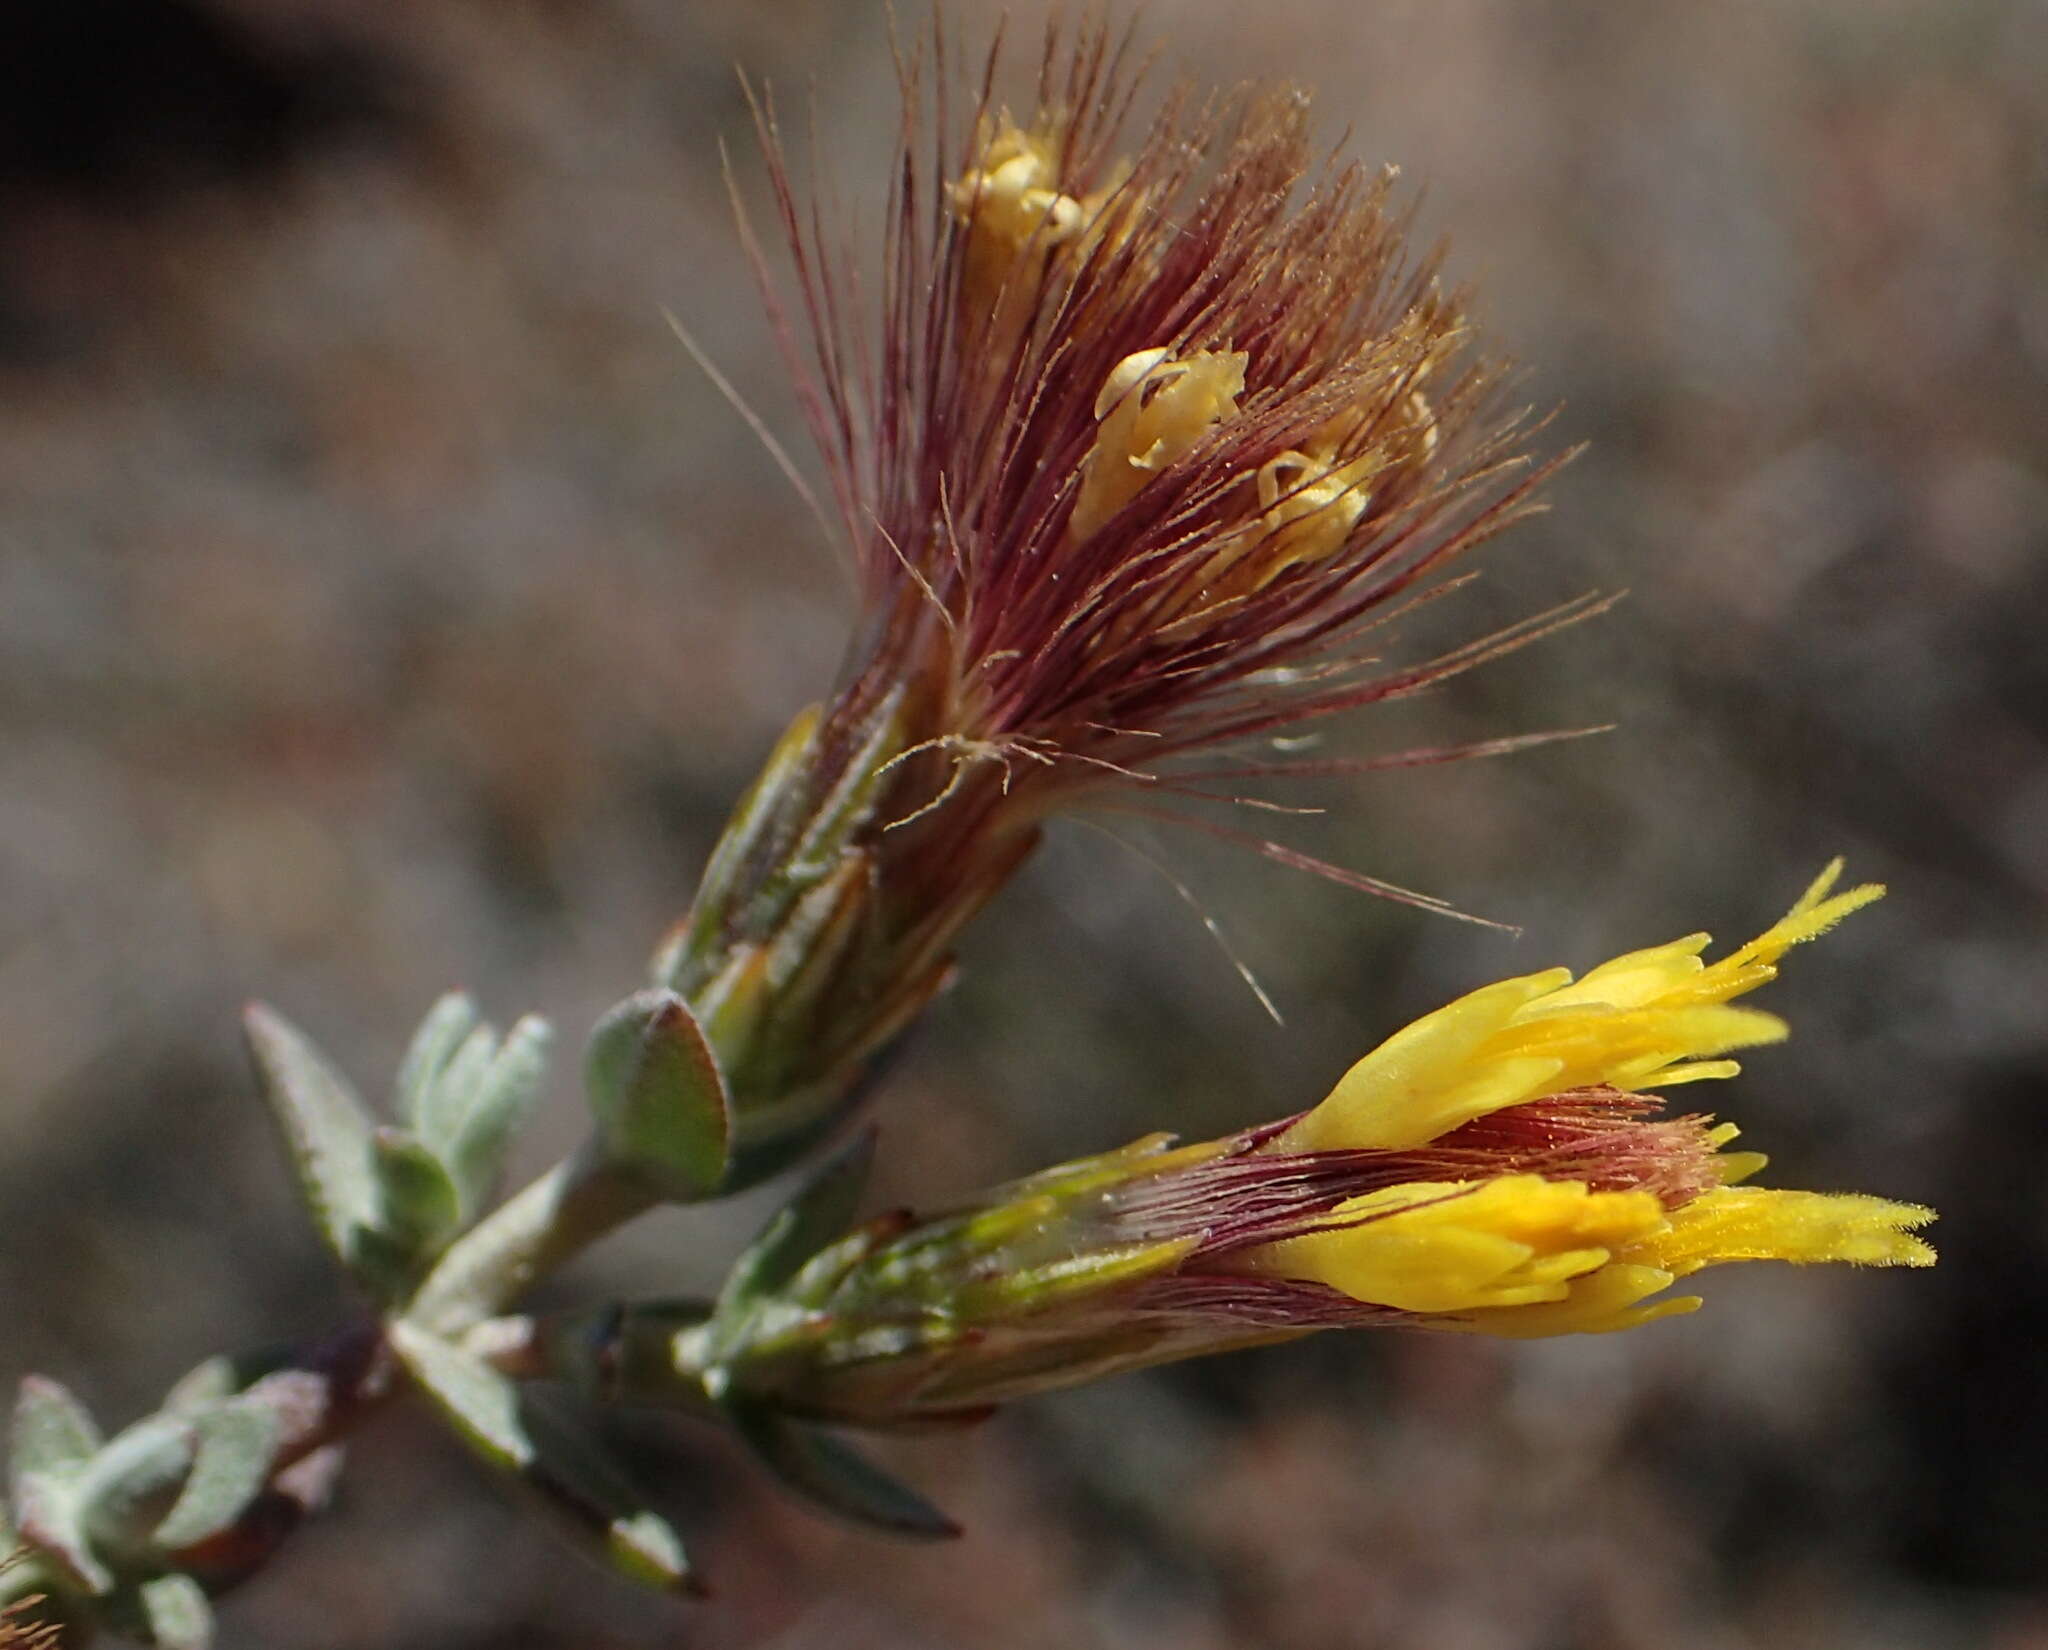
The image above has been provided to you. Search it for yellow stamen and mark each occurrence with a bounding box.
[950,114,1135,348]
[1071,347,1249,537]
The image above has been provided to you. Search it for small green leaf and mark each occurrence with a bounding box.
[517,1399,696,1595]
[160,1360,236,1415]
[608,1509,691,1593]
[387,1321,531,1470]
[415,1023,499,1156]
[151,1402,281,1553]
[725,1402,958,1541]
[137,1572,213,1650]
[372,1128,463,1259]
[242,1004,381,1270]
[391,1326,697,1593]
[11,1377,102,1488]
[393,992,480,1129]
[718,1130,875,1312]
[585,991,730,1200]
[14,1469,113,1593]
[76,1417,196,1558]
[657,702,822,988]
[442,1016,552,1216]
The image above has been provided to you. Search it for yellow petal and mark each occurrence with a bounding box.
[1446,1263,1699,1338]
[1646,1186,1937,1275]
[1233,1176,1667,1315]
[1282,970,1570,1151]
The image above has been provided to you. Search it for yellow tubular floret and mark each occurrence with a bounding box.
[1649,1186,1937,1274]
[1231,1175,1670,1314]
[1444,1186,1936,1338]
[1282,862,1887,1154]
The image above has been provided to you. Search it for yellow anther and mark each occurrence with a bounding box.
[1072,348,1249,537]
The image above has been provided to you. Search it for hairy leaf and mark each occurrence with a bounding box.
[393,992,481,1129]
[152,1402,281,1553]
[584,991,730,1199]
[388,1321,532,1471]
[136,1573,213,1650]
[10,1378,101,1490]
[243,1005,381,1271]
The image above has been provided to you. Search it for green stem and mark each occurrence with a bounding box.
[407,1146,660,1336]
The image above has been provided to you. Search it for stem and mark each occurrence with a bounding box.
[407,1145,660,1336]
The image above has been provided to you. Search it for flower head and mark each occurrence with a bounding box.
[745,23,1569,802]
[672,23,1584,1177]
[682,866,1932,1425]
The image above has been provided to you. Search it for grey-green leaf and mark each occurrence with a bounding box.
[393,991,480,1129]
[243,1004,381,1269]
[372,1128,463,1259]
[160,1359,236,1415]
[387,1320,531,1471]
[725,1402,958,1541]
[517,1399,696,1594]
[11,1377,102,1488]
[389,1327,698,1593]
[414,1023,499,1157]
[77,1416,197,1553]
[608,1510,692,1593]
[442,1015,552,1216]
[137,1572,213,1650]
[718,1130,875,1312]
[584,991,730,1200]
[151,1402,281,1553]
[14,1469,113,1593]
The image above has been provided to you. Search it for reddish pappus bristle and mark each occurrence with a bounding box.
[737,18,1584,825]
[1106,1088,1729,1259]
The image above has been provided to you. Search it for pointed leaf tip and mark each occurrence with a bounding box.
[242,1004,381,1270]
[517,1400,699,1595]
[585,991,731,1201]
[152,1400,282,1553]
[387,1321,532,1472]
[393,991,480,1131]
[719,1129,876,1310]
[137,1572,213,1650]
[608,1510,697,1594]
[727,1402,959,1541]
[11,1378,102,1488]
[14,1469,113,1594]
[443,1015,553,1218]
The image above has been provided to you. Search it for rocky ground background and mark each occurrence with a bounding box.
[2,2,2044,1645]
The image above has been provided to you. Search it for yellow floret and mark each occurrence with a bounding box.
[1283,861,1885,1153]
[1443,1184,1936,1337]
[1231,1174,1670,1314]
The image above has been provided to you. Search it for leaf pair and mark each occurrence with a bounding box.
[243,996,551,1303]
[6,1376,301,1649]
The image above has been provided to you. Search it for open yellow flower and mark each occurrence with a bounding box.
[688,866,1933,1430]
[1231,861,1934,1335]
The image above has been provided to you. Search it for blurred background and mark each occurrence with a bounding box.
[2,1,2043,1645]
